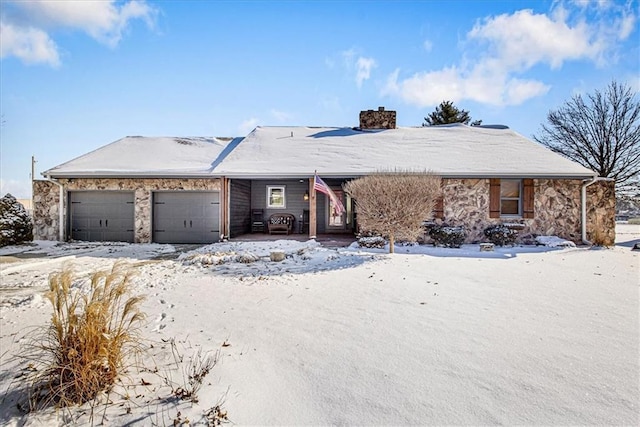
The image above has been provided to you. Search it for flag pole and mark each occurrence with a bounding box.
[309,171,317,238]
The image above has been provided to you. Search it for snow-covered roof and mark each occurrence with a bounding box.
[213,125,596,179]
[43,125,596,179]
[43,136,237,178]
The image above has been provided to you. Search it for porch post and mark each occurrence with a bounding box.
[221,177,229,240]
[309,177,317,238]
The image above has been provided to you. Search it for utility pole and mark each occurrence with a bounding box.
[31,155,36,183]
[31,155,37,208]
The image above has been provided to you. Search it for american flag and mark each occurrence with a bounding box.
[314,174,345,215]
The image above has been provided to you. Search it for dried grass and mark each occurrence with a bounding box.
[22,261,146,410]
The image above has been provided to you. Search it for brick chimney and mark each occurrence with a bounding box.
[359,106,396,129]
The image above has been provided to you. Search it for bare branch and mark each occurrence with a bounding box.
[534,80,640,187]
[343,171,442,253]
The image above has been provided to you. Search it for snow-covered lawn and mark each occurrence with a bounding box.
[1,225,638,425]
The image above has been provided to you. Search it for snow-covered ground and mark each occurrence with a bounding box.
[1,225,638,425]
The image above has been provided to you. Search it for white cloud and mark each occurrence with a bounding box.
[383,64,550,107]
[270,109,292,123]
[339,49,377,88]
[0,0,157,66]
[468,9,601,70]
[355,57,376,88]
[239,118,260,134]
[0,178,32,199]
[0,21,60,66]
[617,11,636,39]
[423,39,433,52]
[382,2,634,107]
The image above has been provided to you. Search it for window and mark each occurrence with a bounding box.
[500,180,521,215]
[490,178,534,219]
[267,186,286,209]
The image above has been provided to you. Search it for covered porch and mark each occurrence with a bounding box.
[221,177,357,240]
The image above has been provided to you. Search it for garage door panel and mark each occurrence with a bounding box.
[153,192,220,244]
[69,192,135,243]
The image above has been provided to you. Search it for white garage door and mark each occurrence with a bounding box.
[153,192,220,244]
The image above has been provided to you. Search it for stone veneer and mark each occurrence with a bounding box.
[33,178,221,243]
[359,107,396,129]
[33,180,61,241]
[439,178,615,244]
[33,177,615,245]
[441,178,490,242]
[586,180,616,246]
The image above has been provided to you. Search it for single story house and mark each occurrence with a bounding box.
[33,108,615,245]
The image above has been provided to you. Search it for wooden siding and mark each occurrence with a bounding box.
[229,179,251,237]
[251,180,311,234]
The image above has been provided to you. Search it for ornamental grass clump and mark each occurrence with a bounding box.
[25,261,145,410]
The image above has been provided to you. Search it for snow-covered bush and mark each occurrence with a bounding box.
[428,224,466,248]
[357,235,386,249]
[483,224,518,247]
[0,193,33,247]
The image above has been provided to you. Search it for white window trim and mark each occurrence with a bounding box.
[500,179,522,217]
[266,186,286,209]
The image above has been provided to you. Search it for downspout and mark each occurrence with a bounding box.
[581,175,599,245]
[225,178,231,241]
[43,175,65,242]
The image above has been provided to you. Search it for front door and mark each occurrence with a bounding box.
[326,190,353,232]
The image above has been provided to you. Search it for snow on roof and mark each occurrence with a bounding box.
[43,136,236,178]
[213,124,596,178]
[43,125,596,179]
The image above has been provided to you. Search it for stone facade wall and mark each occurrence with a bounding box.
[441,178,492,242]
[440,178,615,244]
[359,107,396,129]
[586,180,615,246]
[528,179,582,241]
[33,180,61,241]
[32,178,221,243]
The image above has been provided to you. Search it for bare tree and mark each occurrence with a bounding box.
[534,81,640,188]
[343,172,441,253]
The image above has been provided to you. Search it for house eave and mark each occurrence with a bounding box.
[219,171,598,180]
[42,172,220,180]
[42,171,598,181]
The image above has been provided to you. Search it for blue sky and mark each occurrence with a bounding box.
[1,0,638,198]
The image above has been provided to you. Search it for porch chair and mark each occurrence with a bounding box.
[251,209,265,233]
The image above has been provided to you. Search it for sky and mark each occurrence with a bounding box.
[1,0,638,199]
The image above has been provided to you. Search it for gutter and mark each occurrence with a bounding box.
[42,175,65,241]
[581,176,613,245]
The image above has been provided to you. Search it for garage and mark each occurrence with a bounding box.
[153,192,220,244]
[69,191,135,242]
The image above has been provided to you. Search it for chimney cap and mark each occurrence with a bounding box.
[378,106,385,111]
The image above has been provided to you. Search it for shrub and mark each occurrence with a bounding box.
[23,261,145,409]
[344,171,442,253]
[356,231,387,249]
[0,193,33,247]
[483,224,518,246]
[428,224,466,248]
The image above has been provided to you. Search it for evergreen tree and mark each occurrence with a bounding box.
[423,101,482,126]
[0,193,33,247]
